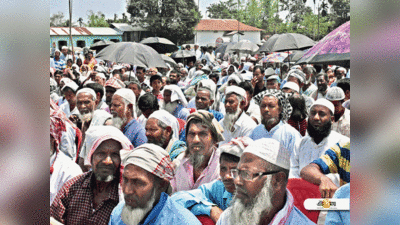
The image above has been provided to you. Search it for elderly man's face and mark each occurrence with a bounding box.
[317,76,328,92]
[95,76,105,86]
[63,89,76,106]
[220,156,239,194]
[225,93,241,114]
[128,83,141,100]
[61,48,68,55]
[180,69,188,78]
[145,118,170,148]
[195,90,213,110]
[110,94,128,119]
[105,86,117,105]
[163,90,172,103]
[260,96,281,127]
[92,139,122,182]
[266,80,279,90]
[122,164,160,208]
[77,92,95,115]
[186,122,215,161]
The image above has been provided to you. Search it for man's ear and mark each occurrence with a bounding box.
[165,126,173,137]
[210,99,215,105]
[273,171,288,191]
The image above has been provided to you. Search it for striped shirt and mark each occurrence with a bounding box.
[312,141,350,186]
[54,58,66,71]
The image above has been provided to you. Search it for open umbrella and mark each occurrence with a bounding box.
[228,40,259,54]
[259,33,315,53]
[140,37,178,54]
[160,54,177,67]
[90,40,115,52]
[283,50,307,63]
[215,42,237,56]
[262,52,289,63]
[170,50,196,65]
[296,21,350,67]
[95,42,167,68]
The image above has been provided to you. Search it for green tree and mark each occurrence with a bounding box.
[206,0,238,19]
[50,12,66,27]
[127,0,201,45]
[87,10,109,27]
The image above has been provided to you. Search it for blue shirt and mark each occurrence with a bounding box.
[122,119,147,148]
[325,183,350,225]
[108,192,202,225]
[171,180,233,216]
[53,58,66,71]
[249,121,302,156]
[179,108,223,141]
[172,103,190,121]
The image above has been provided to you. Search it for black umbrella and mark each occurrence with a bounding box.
[140,37,178,54]
[215,42,237,56]
[170,50,196,65]
[90,40,115,52]
[95,42,167,68]
[160,54,177,67]
[228,40,259,54]
[259,33,315,53]
[283,50,307,63]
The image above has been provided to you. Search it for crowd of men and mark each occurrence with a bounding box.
[50,43,350,225]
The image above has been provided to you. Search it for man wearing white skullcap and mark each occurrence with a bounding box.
[289,98,349,187]
[282,81,300,94]
[108,144,202,225]
[217,138,314,225]
[94,73,106,86]
[110,88,147,148]
[194,79,224,122]
[171,137,253,223]
[219,86,257,145]
[59,81,80,118]
[146,110,187,161]
[326,87,350,137]
[162,84,190,120]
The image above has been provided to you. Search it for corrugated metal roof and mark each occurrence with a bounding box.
[111,23,135,32]
[87,27,123,35]
[50,27,123,36]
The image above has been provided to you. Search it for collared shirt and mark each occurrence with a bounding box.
[325,183,350,225]
[108,192,202,225]
[245,101,261,124]
[122,118,147,148]
[249,121,302,156]
[301,83,318,97]
[289,131,349,186]
[50,151,83,205]
[219,112,257,145]
[50,171,120,225]
[313,141,350,186]
[96,101,109,111]
[171,147,220,193]
[171,179,232,217]
[332,108,350,138]
[54,58,66,71]
[172,103,190,121]
[59,101,80,118]
[59,121,78,160]
[216,189,315,225]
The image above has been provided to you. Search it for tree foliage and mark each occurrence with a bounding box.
[127,0,201,45]
[87,10,109,27]
[206,0,238,19]
[50,12,66,27]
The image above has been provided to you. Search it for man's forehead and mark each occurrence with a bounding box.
[77,92,93,99]
[197,90,210,97]
[96,139,122,152]
[238,152,267,170]
[188,121,211,132]
[261,95,278,103]
[310,104,330,112]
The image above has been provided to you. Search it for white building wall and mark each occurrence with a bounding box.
[231,32,261,44]
[195,31,261,46]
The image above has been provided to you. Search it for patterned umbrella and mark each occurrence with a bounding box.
[297,21,350,66]
[262,52,289,63]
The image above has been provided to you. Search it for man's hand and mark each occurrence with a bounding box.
[319,176,338,198]
[251,77,258,88]
[210,206,223,223]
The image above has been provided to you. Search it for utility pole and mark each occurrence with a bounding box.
[317,0,320,40]
[69,0,75,62]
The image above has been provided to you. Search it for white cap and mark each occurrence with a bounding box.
[282,81,300,93]
[149,110,180,140]
[163,85,188,107]
[227,74,241,84]
[225,86,246,99]
[287,69,305,83]
[220,137,254,158]
[76,87,97,100]
[311,98,335,115]
[243,138,290,170]
[96,73,106,80]
[114,88,137,118]
[61,81,79,92]
[266,75,280,81]
[326,87,345,101]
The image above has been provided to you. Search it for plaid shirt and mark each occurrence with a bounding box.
[50,171,119,225]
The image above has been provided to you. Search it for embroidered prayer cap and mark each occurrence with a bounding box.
[121,143,175,181]
[311,98,335,115]
[220,137,254,158]
[61,80,79,92]
[84,125,134,166]
[326,87,345,101]
[105,77,125,89]
[282,81,300,93]
[227,74,242,84]
[186,110,225,143]
[114,88,137,118]
[149,110,180,140]
[225,86,246,99]
[243,138,290,170]
[76,87,97,101]
[163,84,188,107]
[253,89,293,122]
[287,69,306,84]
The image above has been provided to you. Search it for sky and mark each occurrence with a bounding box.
[50,0,316,24]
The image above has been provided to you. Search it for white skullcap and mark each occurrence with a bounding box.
[149,110,180,140]
[177,63,184,67]
[194,70,205,77]
[288,69,306,83]
[266,75,280,81]
[290,65,301,70]
[225,86,246,99]
[121,143,175,181]
[61,80,79,92]
[265,68,276,76]
[240,57,246,61]
[220,137,254,158]
[114,88,137,118]
[163,85,188,107]
[198,79,216,100]
[241,70,253,81]
[282,81,300,93]
[326,87,345,101]
[60,77,73,85]
[112,65,123,72]
[202,65,211,73]
[243,138,290,170]
[96,73,106,80]
[76,87,97,100]
[337,67,347,74]
[227,74,241,84]
[61,46,68,50]
[312,98,335,115]
[250,57,256,61]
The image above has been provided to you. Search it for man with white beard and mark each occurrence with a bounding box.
[217,138,315,225]
[108,144,201,225]
[110,88,147,148]
[302,66,318,97]
[162,84,190,120]
[219,86,257,145]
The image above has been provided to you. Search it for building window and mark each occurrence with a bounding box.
[77,40,86,48]
[58,40,67,50]
[110,39,120,43]
[93,39,102,44]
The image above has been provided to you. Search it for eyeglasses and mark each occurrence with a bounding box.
[231,169,281,181]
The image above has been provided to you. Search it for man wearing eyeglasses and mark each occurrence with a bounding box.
[217,138,315,225]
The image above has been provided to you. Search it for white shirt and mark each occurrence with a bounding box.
[138,114,148,129]
[50,151,83,205]
[245,101,261,124]
[289,131,350,186]
[195,49,202,60]
[59,101,80,118]
[59,122,77,160]
[219,112,257,145]
[332,108,350,138]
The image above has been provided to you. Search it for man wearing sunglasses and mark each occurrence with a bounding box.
[217,138,315,225]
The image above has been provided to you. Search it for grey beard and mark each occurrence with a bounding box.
[111,116,126,129]
[79,111,93,123]
[121,189,156,225]
[189,152,206,169]
[94,173,114,182]
[262,116,280,129]
[228,176,274,225]
[163,101,178,114]
[223,108,242,132]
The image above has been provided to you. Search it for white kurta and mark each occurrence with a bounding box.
[59,101,80,118]
[50,151,83,205]
[219,112,257,145]
[59,122,77,160]
[245,101,261,124]
[332,108,350,138]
